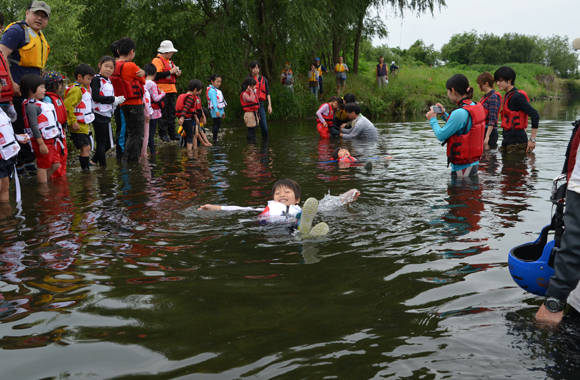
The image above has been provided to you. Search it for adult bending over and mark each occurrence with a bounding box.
[339,104,377,140]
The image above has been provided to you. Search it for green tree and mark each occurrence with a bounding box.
[406,39,438,66]
[440,31,477,64]
[541,35,579,78]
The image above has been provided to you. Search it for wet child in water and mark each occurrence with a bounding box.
[198,179,360,237]
[332,147,393,168]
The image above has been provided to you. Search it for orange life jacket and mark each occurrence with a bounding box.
[44,92,67,125]
[254,75,267,102]
[339,156,356,163]
[0,54,14,103]
[240,91,260,112]
[110,61,143,100]
[154,55,176,85]
[446,99,486,166]
[501,89,529,131]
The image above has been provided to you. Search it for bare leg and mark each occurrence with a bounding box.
[0,177,9,202]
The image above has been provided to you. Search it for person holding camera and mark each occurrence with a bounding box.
[425,74,485,178]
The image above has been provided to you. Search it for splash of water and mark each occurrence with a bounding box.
[318,189,359,212]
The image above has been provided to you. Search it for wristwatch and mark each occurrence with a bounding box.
[530,138,537,143]
[544,297,566,313]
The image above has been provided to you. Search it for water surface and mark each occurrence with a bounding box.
[1,98,580,379]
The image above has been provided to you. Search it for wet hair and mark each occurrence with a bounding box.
[249,61,260,70]
[345,103,362,115]
[494,66,516,86]
[188,79,203,92]
[445,74,474,99]
[332,147,347,160]
[240,76,257,93]
[74,63,95,79]
[207,73,221,83]
[116,37,136,57]
[20,74,45,98]
[271,179,301,202]
[477,72,495,89]
[343,93,356,103]
[143,63,157,77]
[110,40,120,58]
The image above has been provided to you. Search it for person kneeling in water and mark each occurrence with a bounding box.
[198,179,360,237]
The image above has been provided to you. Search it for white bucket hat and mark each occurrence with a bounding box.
[158,40,178,53]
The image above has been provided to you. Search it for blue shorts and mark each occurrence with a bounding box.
[0,157,16,179]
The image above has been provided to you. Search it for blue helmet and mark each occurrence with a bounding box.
[508,225,556,296]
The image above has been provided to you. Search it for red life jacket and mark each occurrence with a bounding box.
[240,90,260,112]
[568,126,580,181]
[479,90,502,126]
[0,53,14,103]
[44,91,67,125]
[446,99,486,166]
[110,61,143,100]
[176,93,195,119]
[254,75,267,102]
[22,99,61,140]
[318,103,334,127]
[339,156,356,163]
[500,89,529,131]
[154,55,176,85]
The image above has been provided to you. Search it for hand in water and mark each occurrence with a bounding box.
[535,304,563,327]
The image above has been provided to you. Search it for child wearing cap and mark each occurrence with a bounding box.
[42,70,68,177]
[152,40,181,142]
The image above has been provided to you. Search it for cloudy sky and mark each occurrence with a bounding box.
[373,0,579,50]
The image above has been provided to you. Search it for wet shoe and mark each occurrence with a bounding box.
[364,161,373,171]
[298,197,318,235]
[303,222,329,238]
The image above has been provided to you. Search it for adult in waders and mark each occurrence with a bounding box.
[0,1,51,177]
[493,66,539,154]
[249,61,272,140]
[153,40,181,142]
[426,74,485,178]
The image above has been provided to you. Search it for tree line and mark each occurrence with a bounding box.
[1,0,444,87]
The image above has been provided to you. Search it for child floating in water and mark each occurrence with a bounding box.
[331,147,393,168]
[198,179,360,237]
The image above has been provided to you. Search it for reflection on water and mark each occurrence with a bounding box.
[1,99,580,378]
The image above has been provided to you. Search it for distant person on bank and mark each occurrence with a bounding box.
[249,61,271,139]
[153,40,181,142]
[494,66,539,154]
[0,1,51,177]
[280,64,294,92]
[308,63,320,99]
[390,61,399,74]
[476,72,501,149]
[335,56,348,94]
[376,56,388,87]
[339,104,378,140]
[314,58,328,102]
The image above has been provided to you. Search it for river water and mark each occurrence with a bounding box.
[1,98,580,379]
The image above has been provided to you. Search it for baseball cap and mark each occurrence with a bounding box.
[29,1,51,18]
[315,57,320,61]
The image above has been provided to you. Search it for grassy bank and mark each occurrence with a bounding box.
[219,62,570,122]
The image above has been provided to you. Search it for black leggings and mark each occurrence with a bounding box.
[247,127,256,141]
[148,118,159,153]
[91,120,112,166]
[212,117,222,140]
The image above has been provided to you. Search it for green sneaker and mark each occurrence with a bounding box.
[303,222,329,238]
[298,197,319,235]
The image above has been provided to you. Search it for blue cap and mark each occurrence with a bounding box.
[315,57,320,61]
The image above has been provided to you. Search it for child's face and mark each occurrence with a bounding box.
[337,148,350,158]
[273,186,299,206]
[77,74,93,87]
[192,88,201,96]
[99,60,115,78]
[248,84,256,91]
[32,84,46,100]
[212,77,222,88]
[251,66,260,76]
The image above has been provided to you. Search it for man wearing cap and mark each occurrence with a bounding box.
[390,61,399,74]
[0,1,51,176]
[314,58,327,102]
[153,40,181,141]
